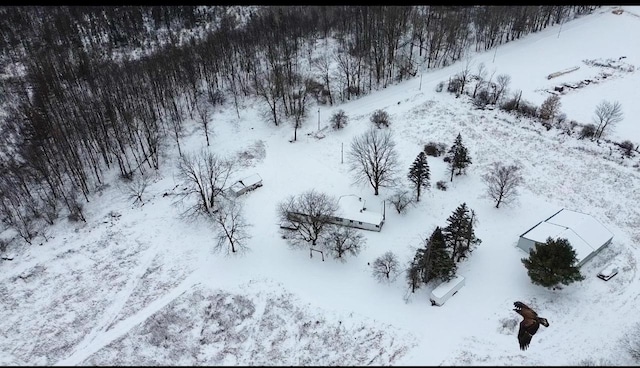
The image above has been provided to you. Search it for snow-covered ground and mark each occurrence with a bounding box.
[1,5,640,366]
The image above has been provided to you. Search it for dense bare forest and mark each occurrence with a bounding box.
[0,6,598,246]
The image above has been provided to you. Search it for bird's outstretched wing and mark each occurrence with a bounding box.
[514,301,537,319]
[517,318,541,350]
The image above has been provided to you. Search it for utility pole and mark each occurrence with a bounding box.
[317,109,320,131]
[341,142,343,164]
[419,73,423,91]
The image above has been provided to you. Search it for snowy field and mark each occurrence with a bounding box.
[1,6,640,366]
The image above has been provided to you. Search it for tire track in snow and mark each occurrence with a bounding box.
[53,268,205,366]
[61,237,158,363]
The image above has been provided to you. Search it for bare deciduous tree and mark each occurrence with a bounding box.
[539,95,561,122]
[323,225,366,261]
[330,109,348,130]
[457,57,474,96]
[126,174,151,206]
[290,80,309,142]
[492,73,511,105]
[372,251,400,283]
[593,100,623,139]
[213,198,251,255]
[388,189,413,214]
[194,91,213,146]
[176,149,235,218]
[482,162,523,208]
[348,128,399,195]
[277,189,339,246]
[472,61,487,99]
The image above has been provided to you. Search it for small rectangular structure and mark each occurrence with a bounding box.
[430,275,465,306]
[517,208,613,267]
[228,173,262,197]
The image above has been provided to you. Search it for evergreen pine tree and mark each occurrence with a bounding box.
[407,151,431,201]
[442,203,481,262]
[419,227,457,283]
[445,133,472,182]
[522,237,585,288]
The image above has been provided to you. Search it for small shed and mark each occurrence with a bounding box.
[331,195,385,232]
[430,275,465,306]
[228,173,263,197]
[517,209,613,267]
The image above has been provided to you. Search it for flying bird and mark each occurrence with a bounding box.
[513,301,549,350]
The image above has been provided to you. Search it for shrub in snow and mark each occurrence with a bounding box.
[500,96,519,112]
[447,76,462,94]
[580,124,597,139]
[618,140,635,157]
[622,322,640,363]
[436,180,447,191]
[577,357,613,366]
[388,189,413,214]
[473,88,491,109]
[497,317,519,335]
[517,101,538,119]
[423,142,446,157]
[370,109,390,129]
[330,110,348,130]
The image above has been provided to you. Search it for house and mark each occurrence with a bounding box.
[330,194,385,232]
[517,208,613,267]
[227,173,263,197]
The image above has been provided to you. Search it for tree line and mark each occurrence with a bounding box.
[0,5,598,244]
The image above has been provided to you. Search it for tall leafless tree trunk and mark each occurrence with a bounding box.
[176,149,235,218]
[482,162,523,208]
[213,198,251,254]
[347,128,399,195]
[593,100,623,140]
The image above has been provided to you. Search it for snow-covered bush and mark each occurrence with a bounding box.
[370,109,390,129]
[423,142,446,157]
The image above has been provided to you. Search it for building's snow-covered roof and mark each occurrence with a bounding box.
[521,221,566,244]
[557,228,594,264]
[336,195,384,225]
[229,173,262,193]
[521,209,613,264]
[545,209,613,249]
[431,275,465,299]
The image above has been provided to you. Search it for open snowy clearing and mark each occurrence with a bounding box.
[1,5,640,366]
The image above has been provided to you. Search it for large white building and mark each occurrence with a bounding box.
[517,208,613,267]
[331,194,385,232]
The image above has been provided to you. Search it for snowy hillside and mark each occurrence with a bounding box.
[1,5,640,366]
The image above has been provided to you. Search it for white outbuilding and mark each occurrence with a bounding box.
[227,173,263,197]
[517,208,613,267]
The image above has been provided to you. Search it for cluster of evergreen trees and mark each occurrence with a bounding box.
[0,5,597,244]
[406,203,480,292]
